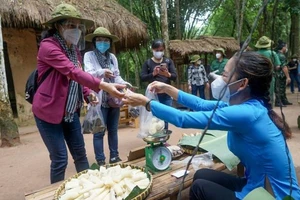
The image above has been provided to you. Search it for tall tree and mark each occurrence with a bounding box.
[289,0,300,56]
[235,0,247,43]
[161,0,170,57]
[175,0,181,39]
[0,16,20,147]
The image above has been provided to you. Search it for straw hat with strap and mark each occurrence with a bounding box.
[190,55,201,63]
[43,3,94,29]
[85,27,119,43]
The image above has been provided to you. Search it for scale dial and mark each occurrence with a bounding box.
[152,146,172,171]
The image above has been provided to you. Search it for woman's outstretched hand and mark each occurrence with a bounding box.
[99,82,126,99]
[122,91,149,107]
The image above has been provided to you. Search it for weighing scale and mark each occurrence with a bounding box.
[143,130,173,173]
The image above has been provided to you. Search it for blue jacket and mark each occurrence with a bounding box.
[150,90,300,200]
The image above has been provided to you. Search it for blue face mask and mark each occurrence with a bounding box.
[96,41,110,53]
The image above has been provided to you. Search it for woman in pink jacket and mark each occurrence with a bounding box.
[33,3,124,183]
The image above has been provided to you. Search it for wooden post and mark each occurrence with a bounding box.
[0,16,20,147]
[0,17,8,101]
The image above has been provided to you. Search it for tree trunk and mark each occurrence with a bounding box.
[238,0,246,42]
[290,0,300,56]
[235,0,241,42]
[0,16,20,147]
[175,0,181,40]
[161,0,170,58]
[133,50,140,89]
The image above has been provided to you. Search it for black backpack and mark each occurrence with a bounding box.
[25,68,52,104]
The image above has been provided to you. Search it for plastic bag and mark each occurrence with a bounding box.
[171,152,214,171]
[82,91,106,134]
[128,105,139,119]
[138,85,164,138]
[107,92,124,107]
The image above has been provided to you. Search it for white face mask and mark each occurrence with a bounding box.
[196,60,202,65]
[211,76,244,103]
[153,51,164,59]
[285,48,288,53]
[293,59,297,62]
[216,53,222,59]
[63,28,82,45]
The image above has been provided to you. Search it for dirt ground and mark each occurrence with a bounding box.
[1,91,300,200]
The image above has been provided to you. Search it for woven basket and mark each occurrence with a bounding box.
[54,163,153,200]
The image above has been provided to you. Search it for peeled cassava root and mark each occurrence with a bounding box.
[148,117,164,135]
[59,165,150,200]
[182,132,202,137]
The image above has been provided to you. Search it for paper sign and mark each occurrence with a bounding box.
[171,170,190,178]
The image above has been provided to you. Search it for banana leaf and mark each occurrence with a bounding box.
[178,130,240,170]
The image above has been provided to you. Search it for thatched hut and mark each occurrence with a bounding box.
[0,0,147,124]
[169,36,240,92]
[169,36,240,64]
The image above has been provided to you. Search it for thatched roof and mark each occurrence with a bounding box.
[0,0,148,49]
[169,36,240,56]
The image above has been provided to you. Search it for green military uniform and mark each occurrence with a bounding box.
[275,52,289,105]
[256,49,281,106]
[210,58,228,75]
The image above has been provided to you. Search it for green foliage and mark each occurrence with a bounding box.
[115,0,299,91]
[202,0,291,48]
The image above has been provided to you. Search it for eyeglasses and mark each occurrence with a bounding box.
[61,21,86,32]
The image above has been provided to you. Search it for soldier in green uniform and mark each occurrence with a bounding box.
[255,36,281,106]
[210,48,228,75]
[275,41,292,107]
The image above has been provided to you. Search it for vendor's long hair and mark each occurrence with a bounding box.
[233,51,291,138]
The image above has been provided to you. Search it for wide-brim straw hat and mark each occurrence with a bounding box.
[190,55,201,63]
[214,47,226,56]
[43,3,94,29]
[255,36,274,49]
[85,27,120,42]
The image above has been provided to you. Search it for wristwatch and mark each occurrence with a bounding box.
[145,99,154,112]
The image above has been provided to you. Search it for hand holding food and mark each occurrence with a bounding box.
[122,92,149,107]
[104,69,115,78]
[99,82,126,99]
[88,93,99,105]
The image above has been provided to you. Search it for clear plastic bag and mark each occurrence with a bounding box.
[82,92,106,134]
[138,85,163,138]
[128,105,139,119]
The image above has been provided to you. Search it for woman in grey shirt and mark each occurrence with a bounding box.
[188,55,209,99]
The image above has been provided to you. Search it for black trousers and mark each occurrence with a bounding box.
[189,168,247,200]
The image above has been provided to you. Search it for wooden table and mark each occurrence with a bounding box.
[25,151,225,200]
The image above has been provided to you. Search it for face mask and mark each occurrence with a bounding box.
[153,51,164,59]
[216,53,222,59]
[62,28,82,45]
[96,41,110,53]
[285,48,288,53]
[211,76,244,102]
[293,59,297,62]
[196,60,202,65]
